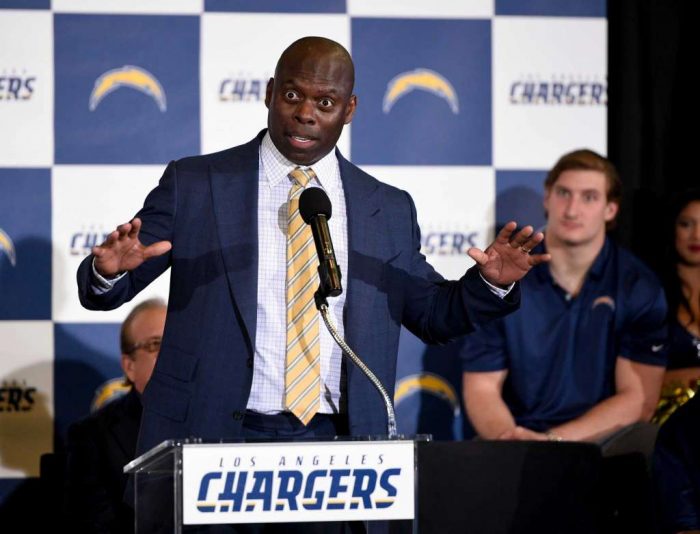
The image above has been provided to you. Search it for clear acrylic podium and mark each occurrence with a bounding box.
[125,438,605,533]
[124,436,426,533]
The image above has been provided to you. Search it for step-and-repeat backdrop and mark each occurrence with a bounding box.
[0,0,605,502]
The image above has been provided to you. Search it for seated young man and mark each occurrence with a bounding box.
[461,150,667,443]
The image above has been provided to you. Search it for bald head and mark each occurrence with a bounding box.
[275,36,355,95]
[265,36,358,165]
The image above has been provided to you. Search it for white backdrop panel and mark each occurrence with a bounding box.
[348,0,493,18]
[0,10,53,167]
[493,17,607,168]
[51,0,203,14]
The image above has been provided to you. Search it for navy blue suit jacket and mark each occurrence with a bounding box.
[77,131,519,455]
[64,388,141,532]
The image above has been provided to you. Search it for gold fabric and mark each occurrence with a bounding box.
[284,167,320,424]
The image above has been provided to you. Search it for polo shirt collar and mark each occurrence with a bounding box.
[587,236,611,280]
[534,235,612,285]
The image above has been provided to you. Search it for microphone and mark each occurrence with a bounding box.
[299,188,342,300]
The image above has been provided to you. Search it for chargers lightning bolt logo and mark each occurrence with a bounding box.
[394,372,460,416]
[383,69,459,114]
[0,228,17,267]
[89,65,167,112]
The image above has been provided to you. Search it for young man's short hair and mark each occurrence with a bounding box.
[545,149,622,206]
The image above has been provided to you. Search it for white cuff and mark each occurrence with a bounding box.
[479,272,514,299]
[91,257,127,294]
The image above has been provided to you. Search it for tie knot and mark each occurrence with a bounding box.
[289,167,316,188]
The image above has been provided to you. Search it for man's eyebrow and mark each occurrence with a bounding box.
[555,185,601,195]
[280,79,343,96]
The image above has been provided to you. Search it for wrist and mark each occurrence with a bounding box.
[92,257,123,280]
[91,257,127,291]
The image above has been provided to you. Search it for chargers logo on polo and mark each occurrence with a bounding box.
[54,14,199,164]
[182,442,415,524]
[89,65,166,112]
[592,295,615,311]
[351,18,491,165]
[383,69,459,115]
[0,228,16,267]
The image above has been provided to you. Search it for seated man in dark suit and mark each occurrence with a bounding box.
[64,298,166,533]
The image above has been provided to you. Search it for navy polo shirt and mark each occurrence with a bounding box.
[461,238,668,431]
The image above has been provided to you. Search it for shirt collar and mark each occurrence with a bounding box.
[587,236,610,280]
[534,235,611,285]
[259,131,339,191]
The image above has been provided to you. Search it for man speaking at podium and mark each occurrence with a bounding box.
[77,36,547,455]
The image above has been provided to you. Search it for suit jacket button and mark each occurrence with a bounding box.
[246,357,253,368]
[232,411,244,420]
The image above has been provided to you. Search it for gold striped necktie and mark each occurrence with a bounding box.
[285,167,321,425]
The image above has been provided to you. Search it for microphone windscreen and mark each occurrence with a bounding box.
[299,187,332,224]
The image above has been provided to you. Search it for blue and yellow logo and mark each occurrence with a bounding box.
[0,228,17,267]
[196,468,400,513]
[394,373,460,417]
[592,295,615,311]
[383,69,459,115]
[90,377,131,412]
[89,65,167,112]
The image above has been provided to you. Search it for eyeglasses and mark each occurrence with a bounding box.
[127,337,162,354]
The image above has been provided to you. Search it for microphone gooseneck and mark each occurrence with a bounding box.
[318,302,398,439]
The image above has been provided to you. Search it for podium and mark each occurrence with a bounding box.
[125,438,603,533]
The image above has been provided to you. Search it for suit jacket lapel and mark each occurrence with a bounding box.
[209,134,261,356]
[339,151,382,357]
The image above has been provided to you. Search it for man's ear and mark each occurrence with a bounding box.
[264,78,274,109]
[344,94,357,125]
[543,187,552,211]
[121,353,135,383]
[605,201,619,222]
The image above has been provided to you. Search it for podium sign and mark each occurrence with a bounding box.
[181,440,416,525]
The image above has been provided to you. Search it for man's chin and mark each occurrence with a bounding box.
[558,234,599,248]
[283,146,321,166]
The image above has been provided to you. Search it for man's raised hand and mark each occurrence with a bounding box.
[92,218,172,278]
[467,221,550,287]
